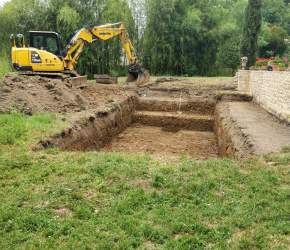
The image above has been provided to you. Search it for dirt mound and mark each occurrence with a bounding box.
[0,74,131,114]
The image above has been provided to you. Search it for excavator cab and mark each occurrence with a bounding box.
[29,31,63,57]
[11,31,65,72]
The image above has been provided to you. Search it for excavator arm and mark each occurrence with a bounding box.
[92,22,137,63]
[63,22,148,84]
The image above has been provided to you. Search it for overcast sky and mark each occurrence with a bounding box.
[0,0,9,7]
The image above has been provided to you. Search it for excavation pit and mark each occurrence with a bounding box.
[103,107,219,159]
[40,95,221,160]
[39,92,288,160]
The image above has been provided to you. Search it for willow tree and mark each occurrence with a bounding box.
[76,0,136,77]
[143,0,240,76]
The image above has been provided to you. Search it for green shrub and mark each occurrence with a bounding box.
[256,61,268,67]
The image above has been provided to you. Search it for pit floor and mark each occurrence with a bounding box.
[101,123,218,160]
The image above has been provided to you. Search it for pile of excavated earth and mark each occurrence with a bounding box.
[1,73,289,160]
[0,73,130,114]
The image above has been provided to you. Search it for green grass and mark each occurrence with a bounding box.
[0,112,67,145]
[0,53,11,78]
[0,113,289,249]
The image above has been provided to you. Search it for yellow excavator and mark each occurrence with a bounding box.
[10,22,150,84]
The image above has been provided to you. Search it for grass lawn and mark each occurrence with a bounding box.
[0,113,289,249]
[0,54,11,78]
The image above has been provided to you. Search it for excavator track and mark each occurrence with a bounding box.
[18,71,87,86]
[19,71,79,79]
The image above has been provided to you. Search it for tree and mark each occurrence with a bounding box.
[240,0,262,67]
[258,25,288,57]
[262,0,287,25]
[142,0,250,76]
[217,37,241,75]
[57,4,80,42]
[128,0,146,38]
[143,0,183,75]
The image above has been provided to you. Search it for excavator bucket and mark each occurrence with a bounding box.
[127,64,150,85]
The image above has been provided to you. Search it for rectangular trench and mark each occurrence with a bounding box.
[38,95,253,160]
[100,97,219,159]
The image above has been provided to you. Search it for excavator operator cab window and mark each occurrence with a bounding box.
[29,31,62,57]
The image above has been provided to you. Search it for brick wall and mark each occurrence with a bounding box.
[237,70,290,124]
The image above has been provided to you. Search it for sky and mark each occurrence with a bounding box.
[0,0,9,7]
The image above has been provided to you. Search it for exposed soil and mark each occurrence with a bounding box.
[133,111,214,132]
[38,96,136,151]
[215,103,254,158]
[136,77,237,99]
[0,74,132,114]
[137,96,216,114]
[4,73,287,159]
[215,102,290,158]
[37,89,219,159]
[102,124,218,160]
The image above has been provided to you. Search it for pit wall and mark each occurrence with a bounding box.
[237,70,290,124]
[214,102,254,159]
[38,96,136,151]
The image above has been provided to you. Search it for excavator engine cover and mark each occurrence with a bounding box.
[127,63,150,85]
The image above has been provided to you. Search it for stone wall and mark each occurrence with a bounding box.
[237,70,290,124]
[237,70,250,93]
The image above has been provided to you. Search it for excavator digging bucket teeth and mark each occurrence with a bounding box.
[126,71,150,85]
[126,64,150,85]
